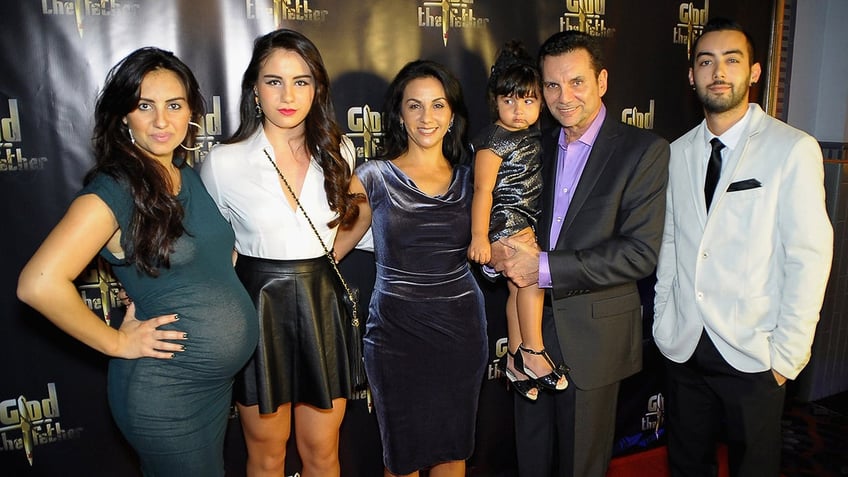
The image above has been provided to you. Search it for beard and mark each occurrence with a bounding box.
[697,79,750,114]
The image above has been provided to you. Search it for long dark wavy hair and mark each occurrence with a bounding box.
[381,60,471,166]
[227,29,357,229]
[487,41,541,120]
[87,47,204,276]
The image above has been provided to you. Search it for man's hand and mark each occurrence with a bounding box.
[772,369,787,386]
[495,235,541,287]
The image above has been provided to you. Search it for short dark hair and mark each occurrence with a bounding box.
[538,31,605,77]
[691,17,756,66]
[381,60,471,166]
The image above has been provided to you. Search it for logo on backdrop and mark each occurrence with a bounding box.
[40,0,141,38]
[641,392,664,437]
[673,1,709,60]
[488,337,508,380]
[418,0,490,47]
[621,99,656,130]
[187,95,225,166]
[76,258,122,325]
[559,0,615,37]
[246,0,329,24]
[0,99,47,172]
[0,383,83,466]
[344,105,384,161]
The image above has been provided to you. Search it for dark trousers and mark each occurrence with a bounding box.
[514,306,620,477]
[665,330,786,477]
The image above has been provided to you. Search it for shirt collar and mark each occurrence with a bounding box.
[705,103,754,152]
[558,104,606,150]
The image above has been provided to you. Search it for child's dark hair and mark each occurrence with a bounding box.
[487,40,541,119]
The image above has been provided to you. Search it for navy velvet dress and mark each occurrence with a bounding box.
[355,160,488,474]
[81,167,258,476]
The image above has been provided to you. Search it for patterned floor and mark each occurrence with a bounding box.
[782,393,848,476]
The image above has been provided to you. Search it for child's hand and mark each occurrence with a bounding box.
[468,236,492,264]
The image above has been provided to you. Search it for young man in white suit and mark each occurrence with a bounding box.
[653,17,834,477]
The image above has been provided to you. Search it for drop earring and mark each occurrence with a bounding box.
[179,122,203,151]
[128,128,136,145]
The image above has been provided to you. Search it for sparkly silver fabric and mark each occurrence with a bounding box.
[472,123,542,241]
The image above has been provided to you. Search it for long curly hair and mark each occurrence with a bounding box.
[381,60,471,166]
[227,29,357,229]
[87,47,205,276]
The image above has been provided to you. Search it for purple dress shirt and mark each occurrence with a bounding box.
[538,105,606,288]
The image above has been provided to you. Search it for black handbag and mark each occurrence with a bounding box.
[264,150,367,394]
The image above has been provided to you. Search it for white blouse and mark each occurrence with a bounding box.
[200,128,357,260]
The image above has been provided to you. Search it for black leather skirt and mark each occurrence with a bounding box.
[233,254,351,413]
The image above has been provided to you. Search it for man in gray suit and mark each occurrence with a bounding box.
[492,30,669,477]
[653,18,833,476]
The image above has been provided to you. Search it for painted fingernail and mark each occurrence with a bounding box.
[182,333,188,339]
[174,314,180,321]
[180,345,186,351]
[170,353,176,359]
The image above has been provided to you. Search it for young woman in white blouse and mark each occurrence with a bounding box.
[200,29,359,477]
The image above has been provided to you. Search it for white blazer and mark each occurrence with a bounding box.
[653,104,833,379]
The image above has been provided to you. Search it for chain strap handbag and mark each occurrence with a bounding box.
[264,149,367,394]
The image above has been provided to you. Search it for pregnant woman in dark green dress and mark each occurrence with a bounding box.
[17,48,257,476]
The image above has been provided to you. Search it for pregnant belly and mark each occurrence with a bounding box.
[154,303,258,379]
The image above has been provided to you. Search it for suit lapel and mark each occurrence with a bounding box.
[699,105,765,221]
[708,106,765,214]
[553,117,618,250]
[684,125,709,227]
[539,127,559,250]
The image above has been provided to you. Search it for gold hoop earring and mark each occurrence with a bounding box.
[179,121,203,151]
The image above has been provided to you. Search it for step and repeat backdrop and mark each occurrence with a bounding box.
[0,1,775,475]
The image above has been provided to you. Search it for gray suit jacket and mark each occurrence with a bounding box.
[539,113,669,390]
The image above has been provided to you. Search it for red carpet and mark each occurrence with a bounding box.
[607,445,730,477]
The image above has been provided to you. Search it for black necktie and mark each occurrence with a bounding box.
[705,138,724,210]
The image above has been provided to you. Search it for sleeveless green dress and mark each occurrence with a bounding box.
[80,166,258,476]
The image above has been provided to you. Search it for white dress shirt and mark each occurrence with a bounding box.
[200,128,357,260]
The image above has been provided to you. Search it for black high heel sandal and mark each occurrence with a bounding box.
[516,344,570,391]
[498,350,538,401]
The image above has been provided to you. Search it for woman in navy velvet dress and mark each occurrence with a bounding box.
[335,60,488,477]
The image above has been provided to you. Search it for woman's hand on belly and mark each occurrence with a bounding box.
[116,303,187,359]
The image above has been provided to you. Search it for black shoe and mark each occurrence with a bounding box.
[516,344,569,391]
[498,351,538,401]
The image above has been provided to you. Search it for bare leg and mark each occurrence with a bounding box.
[505,280,538,399]
[294,398,347,477]
[428,460,466,477]
[238,402,292,477]
[510,230,567,389]
[384,468,419,477]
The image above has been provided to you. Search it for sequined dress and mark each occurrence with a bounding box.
[472,123,542,241]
